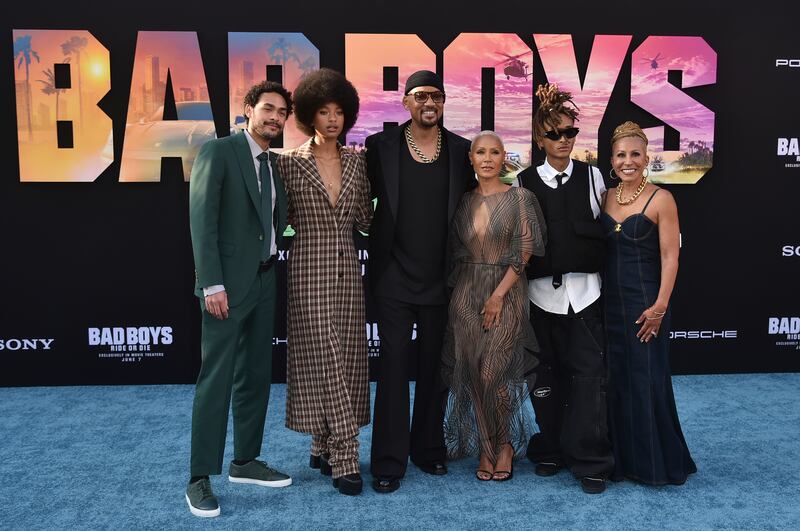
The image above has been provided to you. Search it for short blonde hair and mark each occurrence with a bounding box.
[470,130,504,152]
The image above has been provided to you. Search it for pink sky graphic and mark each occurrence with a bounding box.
[534,34,632,157]
[346,34,435,145]
[632,36,716,155]
[444,33,533,162]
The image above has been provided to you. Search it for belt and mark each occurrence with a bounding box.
[259,255,277,272]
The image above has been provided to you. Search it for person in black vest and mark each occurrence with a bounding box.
[516,83,614,494]
[365,70,475,494]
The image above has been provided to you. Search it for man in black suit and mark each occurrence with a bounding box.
[365,70,475,493]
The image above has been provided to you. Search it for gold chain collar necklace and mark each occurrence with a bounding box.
[616,175,648,206]
[405,125,442,163]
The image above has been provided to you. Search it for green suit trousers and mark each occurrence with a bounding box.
[190,267,277,477]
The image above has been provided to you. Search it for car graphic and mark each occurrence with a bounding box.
[104,101,218,180]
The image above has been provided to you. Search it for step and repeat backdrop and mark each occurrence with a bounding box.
[2,1,798,385]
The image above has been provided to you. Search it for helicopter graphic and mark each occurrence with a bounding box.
[495,51,533,80]
[641,53,664,69]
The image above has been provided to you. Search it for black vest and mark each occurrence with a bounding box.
[518,160,605,279]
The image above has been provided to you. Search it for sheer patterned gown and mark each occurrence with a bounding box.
[442,186,546,464]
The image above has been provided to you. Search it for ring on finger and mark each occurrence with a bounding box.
[650,330,657,336]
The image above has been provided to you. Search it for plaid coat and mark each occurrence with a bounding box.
[277,139,373,433]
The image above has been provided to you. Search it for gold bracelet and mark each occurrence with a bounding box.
[650,308,666,316]
[645,315,663,321]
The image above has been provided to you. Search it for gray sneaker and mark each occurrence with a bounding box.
[185,478,220,518]
[228,460,292,488]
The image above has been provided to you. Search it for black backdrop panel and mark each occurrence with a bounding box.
[2,1,799,386]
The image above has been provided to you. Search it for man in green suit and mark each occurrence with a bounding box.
[186,81,292,518]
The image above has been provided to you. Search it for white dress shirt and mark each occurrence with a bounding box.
[203,130,277,297]
[520,158,606,315]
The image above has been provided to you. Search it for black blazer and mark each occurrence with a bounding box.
[365,120,475,293]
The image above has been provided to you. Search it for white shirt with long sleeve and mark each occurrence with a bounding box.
[203,130,277,297]
[521,158,606,315]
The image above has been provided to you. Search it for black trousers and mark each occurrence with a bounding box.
[526,299,614,478]
[370,296,448,478]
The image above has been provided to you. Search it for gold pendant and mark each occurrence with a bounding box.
[614,223,622,233]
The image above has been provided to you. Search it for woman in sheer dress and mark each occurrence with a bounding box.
[442,131,546,481]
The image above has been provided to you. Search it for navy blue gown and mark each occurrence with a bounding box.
[601,189,696,485]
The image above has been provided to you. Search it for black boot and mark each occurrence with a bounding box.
[333,473,363,495]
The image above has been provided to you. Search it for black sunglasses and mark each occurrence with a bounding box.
[542,127,580,141]
[409,91,446,104]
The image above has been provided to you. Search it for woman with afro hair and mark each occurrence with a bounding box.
[277,68,373,496]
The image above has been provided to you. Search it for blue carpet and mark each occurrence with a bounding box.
[1,374,798,530]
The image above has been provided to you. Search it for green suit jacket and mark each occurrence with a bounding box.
[189,131,288,307]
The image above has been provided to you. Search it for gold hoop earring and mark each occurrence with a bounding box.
[643,168,650,179]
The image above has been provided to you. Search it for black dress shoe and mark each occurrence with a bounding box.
[333,473,363,496]
[319,454,332,476]
[372,476,400,493]
[417,461,448,476]
[309,455,321,469]
[580,476,607,494]
[534,462,563,477]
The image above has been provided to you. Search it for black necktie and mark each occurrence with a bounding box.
[256,152,273,262]
[552,173,567,289]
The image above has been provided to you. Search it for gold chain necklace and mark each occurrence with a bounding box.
[405,125,442,163]
[312,140,341,190]
[616,175,647,205]
[317,159,341,190]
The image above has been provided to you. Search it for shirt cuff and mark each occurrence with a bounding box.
[203,285,225,297]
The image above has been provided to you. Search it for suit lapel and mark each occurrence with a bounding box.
[293,139,328,198]
[338,147,357,207]
[444,127,467,222]
[379,122,405,220]
[232,132,264,226]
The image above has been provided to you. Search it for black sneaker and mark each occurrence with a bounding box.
[228,460,292,488]
[534,462,563,477]
[580,476,607,494]
[185,478,220,518]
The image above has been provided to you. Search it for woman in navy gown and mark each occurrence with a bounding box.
[601,121,696,485]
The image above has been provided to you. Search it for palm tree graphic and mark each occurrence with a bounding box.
[296,56,317,76]
[268,38,292,65]
[38,63,69,122]
[268,38,316,78]
[61,36,88,133]
[13,35,40,141]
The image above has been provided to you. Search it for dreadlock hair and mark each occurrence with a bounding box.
[533,83,579,145]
